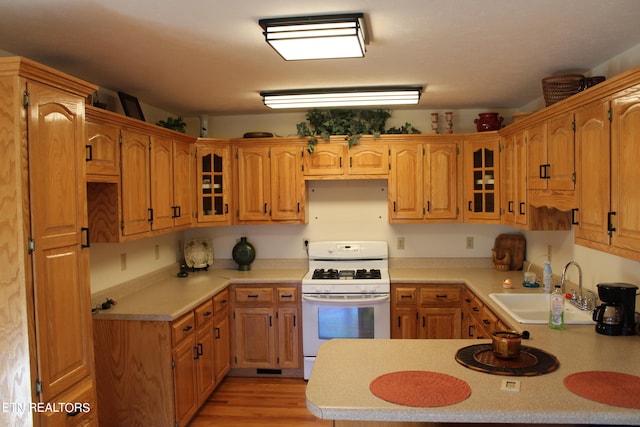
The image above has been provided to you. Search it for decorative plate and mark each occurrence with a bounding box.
[184,238,214,268]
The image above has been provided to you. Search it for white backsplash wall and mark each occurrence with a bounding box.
[184,179,519,262]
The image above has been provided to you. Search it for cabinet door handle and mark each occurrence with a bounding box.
[519,202,526,215]
[215,327,221,339]
[468,201,473,212]
[197,343,203,356]
[148,208,154,222]
[571,208,579,225]
[397,316,402,327]
[293,315,297,327]
[264,203,268,214]
[349,157,353,168]
[81,227,90,249]
[607,211,617,235]
[339,157,342,168]
[393,201,397,212]
[422,316,426,328]
[508,201,514,213]
[224,203,229,214]
[85,144,93,162]
[193,345,200,360]
[427,200,431,213]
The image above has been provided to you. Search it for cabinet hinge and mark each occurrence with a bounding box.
[35,379,42,395]
[572,172,576,183]
[171,359,175,369]
[28,238,35,254]
[456,145,460,155]
[119,133,123,145]
[608,108,613,122]
[571,119,576,132]
[23,91,30,108]
[120,221,125,230]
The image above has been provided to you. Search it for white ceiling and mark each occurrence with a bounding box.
[2,0,640,116]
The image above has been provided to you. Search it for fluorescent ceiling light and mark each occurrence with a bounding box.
[259,14,366,60]
[260,86,423,109]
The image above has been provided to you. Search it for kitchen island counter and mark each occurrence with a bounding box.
[306,337,640,425]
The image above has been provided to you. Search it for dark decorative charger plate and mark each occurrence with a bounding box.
[455,344,559,376]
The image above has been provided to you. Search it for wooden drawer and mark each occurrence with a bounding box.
[478,307,499,333]
[419,286,462,306]
[195,299,214,328]
[213,288,230,313]
[172,311,196,346]
[40,377,96,427]
[393,287,417,306]
[234,287,274,305]
[277,287,298,304]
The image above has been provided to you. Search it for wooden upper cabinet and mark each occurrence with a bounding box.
[348,144,389,175]
[172,140,195,227]
[389,143,424,221]
[463,134,501,223]
[303,140,388,178]
[196,141,232,225]
[150,135,175,231]
[424,142,460,220]
[611,89,640,255]
[303,143,344,176]
[85,106,120,179]
[235,144,305,223]
[575,99,611,246]
[527,113,575,191]
[501,130,528,227]
[121,128,152,236]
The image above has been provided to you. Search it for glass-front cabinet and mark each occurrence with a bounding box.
[464,133,501,223]
[196,140,231,225]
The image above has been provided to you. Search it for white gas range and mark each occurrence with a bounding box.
[301,241,391,380]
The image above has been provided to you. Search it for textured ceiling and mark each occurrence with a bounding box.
[1,0,640,116]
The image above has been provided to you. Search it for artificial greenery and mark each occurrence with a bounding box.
[296,109,420,153]
[156,116,187,133]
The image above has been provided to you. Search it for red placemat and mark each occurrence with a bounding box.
[564,371,640,409]
[369,371,471,407]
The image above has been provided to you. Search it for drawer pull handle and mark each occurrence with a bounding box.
[435,294,448,299]
[400,295,413,299]
[66,409,81,418]
[247,294,259,299]
[183,325,193,332]
[472,307,480,312]
[280,294,293,299]
[203,311,213,317]
[483,319,491,325]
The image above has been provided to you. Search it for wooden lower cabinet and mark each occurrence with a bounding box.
[391,284,463,339]
[92,289,231,427]
[462,288,508,339]
[232,285,301,370]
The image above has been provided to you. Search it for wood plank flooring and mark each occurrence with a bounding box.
[188,377,331,427]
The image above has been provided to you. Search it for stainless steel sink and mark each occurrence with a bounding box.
[489,293,595,325]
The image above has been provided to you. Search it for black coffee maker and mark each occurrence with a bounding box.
[593,283,638,336]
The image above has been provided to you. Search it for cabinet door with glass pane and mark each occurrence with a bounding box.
[464,134,501,223]
[196,141,231,225]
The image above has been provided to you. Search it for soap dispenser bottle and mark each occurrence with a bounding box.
[549,284,565,330]
[543,260,553,294]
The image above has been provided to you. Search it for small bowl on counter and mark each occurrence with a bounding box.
[491,330,522,359]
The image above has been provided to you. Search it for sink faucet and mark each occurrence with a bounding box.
[561,261,595,311]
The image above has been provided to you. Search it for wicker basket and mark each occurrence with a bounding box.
[542,74,584,106]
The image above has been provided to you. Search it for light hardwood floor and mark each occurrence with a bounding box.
[188,377,331,427]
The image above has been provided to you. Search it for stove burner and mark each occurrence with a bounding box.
[311,268,382,280]
[312,269,339,279]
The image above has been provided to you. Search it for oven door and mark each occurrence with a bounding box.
[302,293,390,359]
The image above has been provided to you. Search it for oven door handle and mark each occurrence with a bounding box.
[302,294,390,305]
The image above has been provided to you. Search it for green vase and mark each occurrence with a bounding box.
[232,237,255,271]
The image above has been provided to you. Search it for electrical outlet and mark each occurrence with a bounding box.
[397,237,405,250]
[466,236,474,249]
[120,253,127,271]
[155,244,160,260]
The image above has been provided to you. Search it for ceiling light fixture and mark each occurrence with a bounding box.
[260,86,423,109]
[258,13,366,60]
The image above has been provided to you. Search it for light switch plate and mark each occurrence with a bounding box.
[500,379,521,392]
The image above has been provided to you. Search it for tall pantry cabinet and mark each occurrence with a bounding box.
[0,57,98,426]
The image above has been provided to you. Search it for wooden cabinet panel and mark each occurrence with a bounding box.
[233,307,277,368]
[236,146,271,221]
[196,141,231,225]
[40,377,97,427]
[391,306,418,339]
[234,287,275,305]
[172,312,196,346]
[150,135,175,230]
[464,134,501,223]
[85,109,120,178]
[172,140,195,227]
[575,100,611,246]
[195,325,216,405]
[418,307,462,339]
[120,128,151,236]
[213,309,231,384]
[425,143,460,220]
[271,145,304,221]
[547,112,576,191]
[389,144,424,220]
[303,143,344,175]
[348,144,388,175]
[277,307,300,369]
[173,337,199,427]
[526,122,547,191]
[195,299,214,328]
